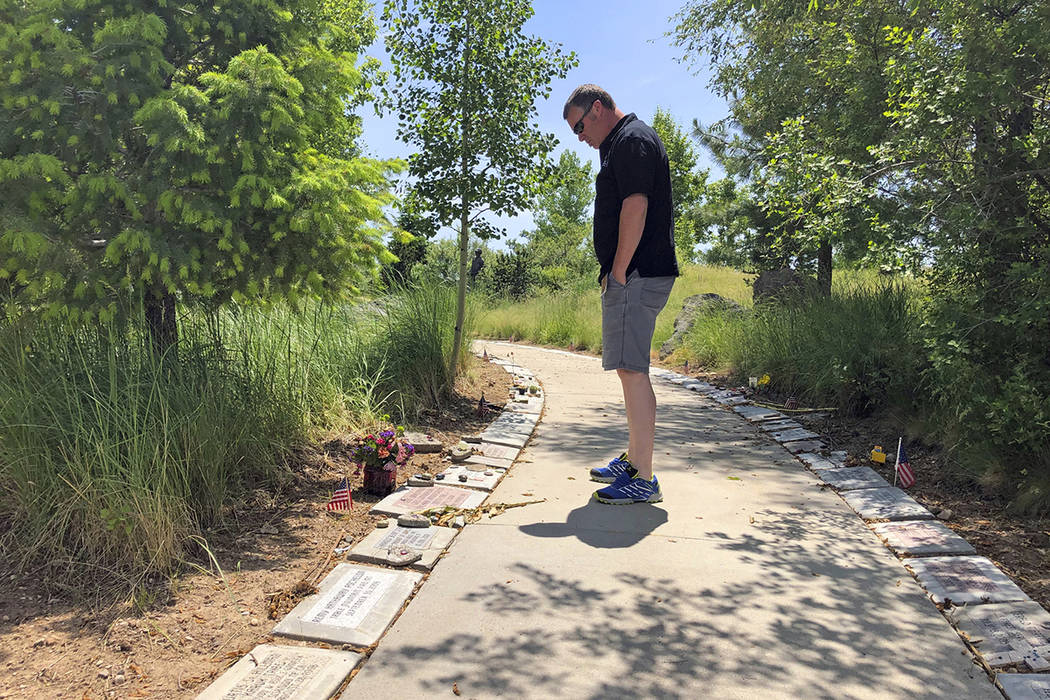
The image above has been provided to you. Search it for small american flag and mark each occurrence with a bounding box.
[895,441,915,488]
[326,477,352,511]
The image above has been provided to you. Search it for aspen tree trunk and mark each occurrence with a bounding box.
[448,28,471,381]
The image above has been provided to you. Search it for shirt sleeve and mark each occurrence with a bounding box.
[612,135,656,201]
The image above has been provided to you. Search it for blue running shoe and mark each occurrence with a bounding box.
[593,474,663,505]
[589,452,633,483]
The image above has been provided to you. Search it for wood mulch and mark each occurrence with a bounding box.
[0,356,513,700]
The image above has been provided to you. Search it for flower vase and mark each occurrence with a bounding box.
[363,461,398,497]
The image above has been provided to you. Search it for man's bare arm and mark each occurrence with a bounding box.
[610,193,648,284]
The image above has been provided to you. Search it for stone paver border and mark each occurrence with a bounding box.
[206,346,544,695]
[647,363,1050,692]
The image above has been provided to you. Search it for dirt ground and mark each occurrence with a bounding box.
[5,344,1048,699]
[0,357,514,700]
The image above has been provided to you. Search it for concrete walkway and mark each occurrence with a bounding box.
[347,343,997,699]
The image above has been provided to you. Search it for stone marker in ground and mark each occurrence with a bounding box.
[436,464,505,491]
[196,644,361,700]
[478,429,529,448]
[463,454,514,470]
[872,520,976,556]
[797,453,840,471]
[771,427,822,443]
[818,467,891,491]
[503,398,542,414]
[758,419,804,433]
[485,420,534,438]
[491,412,538,428]
[950,601,1050,671]
[841,487,933,521]
[273,564,422,646]
[370,484,487,517]
[998,674,1050,700]
[905,556,1031,605]
[477,443,519,461]
[733,405,783,422]
[683,380,715,392]
[403,432,442,453]
[349,524,458,571]
[782,439,826,454]
[713,394,750,406]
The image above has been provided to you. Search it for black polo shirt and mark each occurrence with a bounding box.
[593,113,679,283]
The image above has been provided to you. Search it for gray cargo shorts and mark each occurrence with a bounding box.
[601,270,675,373]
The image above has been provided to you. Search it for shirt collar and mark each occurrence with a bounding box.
[600,113,637,151]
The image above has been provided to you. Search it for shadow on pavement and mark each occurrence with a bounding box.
[518,500,669,548]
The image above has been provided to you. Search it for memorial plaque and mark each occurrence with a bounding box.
[463,454,513,470]
[952,602,1050,670]
[478,443,519,460]
[436,464,505,491]
[818,467,890,491]
[668,375,691,385]
[713,394,749,405]
[683,380,715,392]
[503,399,542,414]
[782,439,826,454]
[486,420,533,437]
[376,527,438,550]
[797,452,841,471]
[370,484,487,517]
[771,428,822,443]
[196,644,361,700]
[273,564,422,646]
[905,556,1030,605]
[478,429,529,448]
[733,405,783,422]
[998,673,1050,700]
[841,487,933,521]
[872,520,976,556]
[492,412,538,427]
[349,525,457,571]
[758,419,803,432]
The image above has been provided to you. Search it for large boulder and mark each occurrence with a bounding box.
[752,267,813,303]
[659,293,744,358]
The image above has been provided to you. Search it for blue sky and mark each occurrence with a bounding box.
[357,0,729,245]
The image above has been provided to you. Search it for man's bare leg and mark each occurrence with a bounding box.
[617,368,656,481]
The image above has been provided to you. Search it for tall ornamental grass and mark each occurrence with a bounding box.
[0,284,468,591]
[680,281,924,415]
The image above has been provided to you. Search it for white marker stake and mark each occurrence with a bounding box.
[893,436,903,487]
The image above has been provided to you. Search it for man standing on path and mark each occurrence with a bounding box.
[563,85,678,505]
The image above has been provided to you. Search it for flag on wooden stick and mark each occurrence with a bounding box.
[894,438,915,488]
[326,477,352,511]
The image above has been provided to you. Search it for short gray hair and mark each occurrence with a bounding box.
[563,84,615,119]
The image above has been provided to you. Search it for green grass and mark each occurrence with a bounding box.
[0,284,470,594]
[474,264,755,352]
[678,280,923,415]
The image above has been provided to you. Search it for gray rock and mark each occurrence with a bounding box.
[659,294,745,358]
[385,547,423,567]
[397,513,430,528]
[753,267,814,303]
[407,475,434,487]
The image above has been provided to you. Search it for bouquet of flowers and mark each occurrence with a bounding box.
[351,426,415,474]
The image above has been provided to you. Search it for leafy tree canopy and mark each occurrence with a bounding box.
[0,0,399,329]
[381,0,576,375]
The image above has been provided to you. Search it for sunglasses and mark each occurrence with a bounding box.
[572,101,596,135]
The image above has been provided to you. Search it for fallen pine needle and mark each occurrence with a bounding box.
[415,499,546,528]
